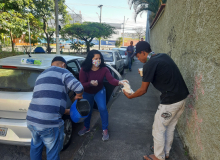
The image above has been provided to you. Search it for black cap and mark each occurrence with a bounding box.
[51,56,67,65]
[135,41,152,55]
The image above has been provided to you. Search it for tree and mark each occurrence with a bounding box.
[30,0,71,53]
[129,0,167,21]
[133,27,145,40]
[0,0,34,51]
[115,37,123,47]
[64,22,115,52]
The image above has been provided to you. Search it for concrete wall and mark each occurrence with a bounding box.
[150,0,220,159]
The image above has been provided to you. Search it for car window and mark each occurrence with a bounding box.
[115,52,120,60]
[118,53,122,59]
[100,51,114,62]
[0,69,42,92]
[67,61,79,73]
[77,58,85,66]
[119,50,126,55]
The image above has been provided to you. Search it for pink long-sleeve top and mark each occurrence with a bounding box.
[79,67,119,94]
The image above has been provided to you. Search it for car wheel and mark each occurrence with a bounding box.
[120,67,124,75]
[62,115,73,151]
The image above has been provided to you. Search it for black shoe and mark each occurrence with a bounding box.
[129,69,132,71]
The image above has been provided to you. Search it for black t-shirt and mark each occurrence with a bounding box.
[142,53,189,104]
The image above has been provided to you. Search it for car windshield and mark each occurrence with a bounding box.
[101,51,114,62]
[119,50,126,55]
[0,69,42,92]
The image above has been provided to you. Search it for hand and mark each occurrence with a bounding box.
[138,69,140,75]
[123,90,132,99]
[75,93,83,100]
[90,80,98,86]
[64,109,70,115]
[119,80,129,85]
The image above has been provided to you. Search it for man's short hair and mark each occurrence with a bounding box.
[51,56,67,66]
[135,41,152,54]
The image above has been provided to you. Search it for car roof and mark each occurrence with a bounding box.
[99,50,114,53]
[118,48,126,51]
[0,54,84,70]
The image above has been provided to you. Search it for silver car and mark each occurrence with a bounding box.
[99,50,124,75]
[0,54,122,149]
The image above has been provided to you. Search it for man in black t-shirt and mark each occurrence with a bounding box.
[123,41,189,160]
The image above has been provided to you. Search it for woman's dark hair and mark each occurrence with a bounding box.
[81,50,106,72]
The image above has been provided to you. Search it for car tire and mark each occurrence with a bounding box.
[62,115,73,151]
[120,67,124,75]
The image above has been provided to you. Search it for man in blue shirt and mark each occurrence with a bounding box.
[126,41,134,71]
[26,56,84,160]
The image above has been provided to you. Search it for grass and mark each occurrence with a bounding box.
[0,51,25,59]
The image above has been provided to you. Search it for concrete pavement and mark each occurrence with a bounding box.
[72,59,190,160]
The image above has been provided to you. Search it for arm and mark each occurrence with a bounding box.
[123,81,150,99]
[79,68,91,89]
[62,70,84,95]
[105,67,119,86]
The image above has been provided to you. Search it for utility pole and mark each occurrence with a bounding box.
[122,17,129,46]
[55,0,60,54]
[122,16,125,46]
[98,5,103,50]
[28,17,31,55]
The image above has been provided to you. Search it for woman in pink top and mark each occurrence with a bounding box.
[78,50,126,141]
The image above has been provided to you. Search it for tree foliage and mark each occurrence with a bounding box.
[30,0,71,53]
[129,0,167,21]
[133,27,145,40]
[115,37,123,47]
[64,22,115,52]
[0,0,34,51]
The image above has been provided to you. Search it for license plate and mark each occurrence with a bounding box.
[0,127,7,137]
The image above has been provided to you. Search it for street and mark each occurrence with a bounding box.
[0,59,189,160]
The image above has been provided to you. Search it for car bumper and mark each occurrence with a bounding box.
[0,118,31,146]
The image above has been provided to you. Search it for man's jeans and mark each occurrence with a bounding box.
[27,124,64,160]
[83,87,108,130]
[128,57,132,70]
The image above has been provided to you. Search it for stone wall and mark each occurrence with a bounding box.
[150,0,220,159]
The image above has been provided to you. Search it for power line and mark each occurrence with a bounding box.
[64,3,86,22]
[66,3,129,10]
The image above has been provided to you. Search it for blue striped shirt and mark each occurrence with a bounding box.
[26,66,84,128]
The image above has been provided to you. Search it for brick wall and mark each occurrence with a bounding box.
[150,0,220,159]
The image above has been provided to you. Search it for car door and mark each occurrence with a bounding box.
[114,51,121,71]
[117,52,124,69]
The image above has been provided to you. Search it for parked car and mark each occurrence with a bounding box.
[112,48,129,68]
[0,54,122,150]
[120,46,127,49]
[99,50,124,75]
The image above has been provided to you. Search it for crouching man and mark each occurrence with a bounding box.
[123,41,189,160]
[26,56,84,160]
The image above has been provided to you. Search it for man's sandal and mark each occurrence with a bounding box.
[149,146,169,159]
[143,155,153,160]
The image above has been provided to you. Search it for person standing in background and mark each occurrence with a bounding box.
[126,41,134,71]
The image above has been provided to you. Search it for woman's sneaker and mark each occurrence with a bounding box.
[78,127,90,136]
[102,129,109,141]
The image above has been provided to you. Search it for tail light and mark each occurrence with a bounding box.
[1,66,17,69]
[125,52,127,55]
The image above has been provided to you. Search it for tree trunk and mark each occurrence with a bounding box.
[10,30,14,52]
[85,41,90,53]
[43,20,51,53]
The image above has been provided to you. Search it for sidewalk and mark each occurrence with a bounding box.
[72,59,189,160]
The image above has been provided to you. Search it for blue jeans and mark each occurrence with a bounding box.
[128,57,132,70]
[27,125,64,160]
[83,87,108,130]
